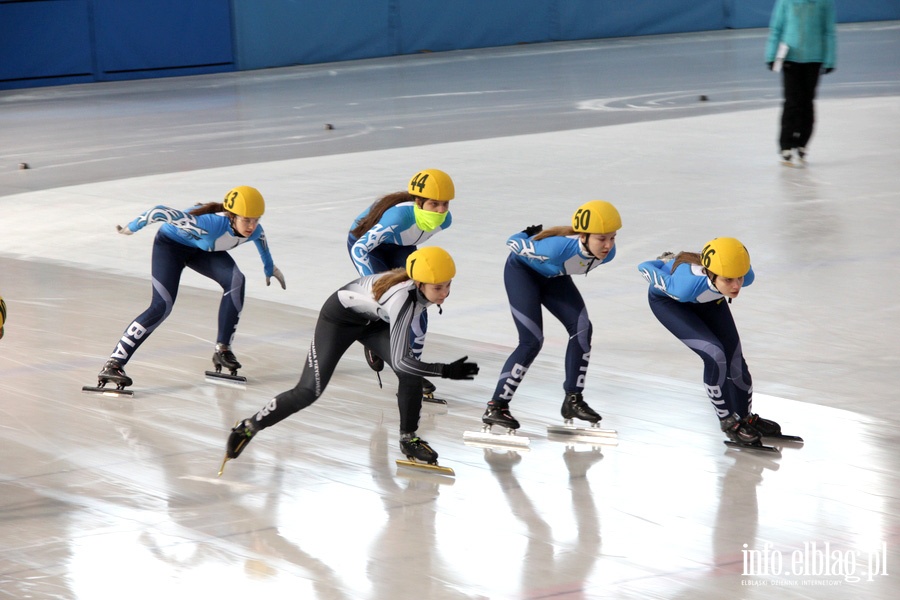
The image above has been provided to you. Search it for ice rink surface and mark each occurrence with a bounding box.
[1,22,899,599]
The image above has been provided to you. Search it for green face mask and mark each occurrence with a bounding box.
[414,204,448,232]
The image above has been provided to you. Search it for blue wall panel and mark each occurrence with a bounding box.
[395,0,552,54]
[93,0,233,73]
[559,0,725,40]
[837,0,900,23]
[725,0,775,29]
[233,0,393,70]
[728,0,900,29]
[0,0,93,82]
[3,0,899,90]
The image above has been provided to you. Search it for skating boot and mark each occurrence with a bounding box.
[396,433,454,476]
[721,413,778,453]
[464,402,530,448]
[422,378,446,405]
[548,393,617,441]
[561,392,601,424]
[780,149,794,167]
[744,413,781,436]
[400,434,439,463]
[483,402,520,430]
[206,343,247,385]
[364,346,384,372]
[795,147,807,165]
[744,413,804,443]
[218,419,257,476]
[213,343,242,374]
[363,345,385,388]
[82,359,134,396]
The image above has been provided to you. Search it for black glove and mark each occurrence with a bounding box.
[522,224,543,237]
[822,67,834,75]
[441,356,479,380]
[767,62,774,71]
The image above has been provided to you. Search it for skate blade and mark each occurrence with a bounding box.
[395,459,455,477]
[762,434,804,444]
[724,440,781,454]
[547,424,617,437]
[217,454,230,477]
[548,432,618,447]
[422,394,448,405]
[82,385,134,397]
[205,371,247,388]
[463,430,530,448]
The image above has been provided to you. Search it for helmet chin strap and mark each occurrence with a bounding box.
[706,271,734,304]
[579,234,593,256]
[415,283,442,313]
[580,235,597,275]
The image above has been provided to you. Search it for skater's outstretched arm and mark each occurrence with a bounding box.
[248,228,285,289]
[119,205,207,239]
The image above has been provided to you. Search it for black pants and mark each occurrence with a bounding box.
[250,292,424,434]
[780,61,822,151]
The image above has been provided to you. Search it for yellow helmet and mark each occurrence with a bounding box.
[408,169,455,201]
[223,186,265,218]
[572,201,621,234]
[406,246,456,283]
[701,238,750,278]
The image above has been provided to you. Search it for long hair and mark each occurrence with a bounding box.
[533,225,575,241]
[372,268,411,301]
[350,192,419,238]
[670,251,709,278]
[188,202,226,216]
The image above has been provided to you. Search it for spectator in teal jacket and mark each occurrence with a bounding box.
[765,0,836,167]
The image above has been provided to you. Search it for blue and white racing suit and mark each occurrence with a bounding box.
[108,206,276,365]
[638,258,756,420]
[347,201,452,276]
[492,231,615,405]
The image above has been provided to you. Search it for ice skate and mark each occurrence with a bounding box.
[396,434,454,476]
[422,378,447,405]
[795,147,807,166]
[780,149,795,167]
[205,343,247,386]
[364,346,384,372]
[548,392,617,442]
[561,392,602,424]
[721,413,780,453]
[463,403,530,448]
[82,359,135,397]
[218,419,256,476]
[744,413,803,443]
[362,346,386,389]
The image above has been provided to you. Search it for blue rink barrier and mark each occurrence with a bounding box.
[2,0,898,90]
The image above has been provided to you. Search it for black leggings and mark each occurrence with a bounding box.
[251,293,424,434]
